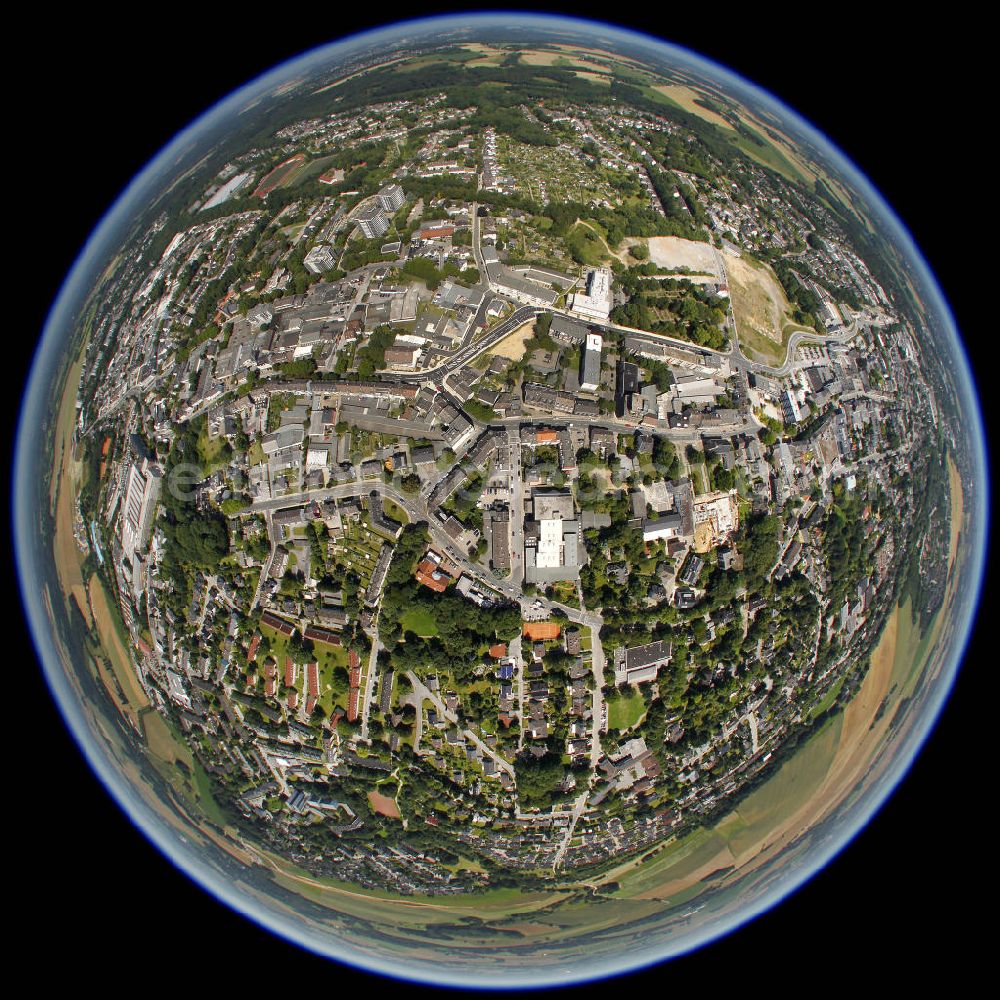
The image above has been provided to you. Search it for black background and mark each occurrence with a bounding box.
[13,4,991,991]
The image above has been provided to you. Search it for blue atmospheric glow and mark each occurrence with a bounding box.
[14,11,989,989]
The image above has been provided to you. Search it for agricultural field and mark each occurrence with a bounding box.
[88,575,148,725]
[725,714,844,858]
[51,356,91,628]
[651,84,734,130]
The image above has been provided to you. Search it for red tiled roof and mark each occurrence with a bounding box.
[261,611,294,636]
[418,225,455,240]
[304,624,342,646]
[415,559,448,592]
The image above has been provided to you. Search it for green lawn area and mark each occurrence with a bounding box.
[259,622,290,664]
[550,580,578,604]
[197,426,232,472]
[316,640,350,715]
[400,607,439,637]
[382,498,409,524]
[260,619,350,716]
[691,462,710,496]
[607,688,646,731]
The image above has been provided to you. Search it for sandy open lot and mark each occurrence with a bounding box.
[644,236,723,277]
[487,321,535,360]
[725,253,787,344]
[692,521,714,554]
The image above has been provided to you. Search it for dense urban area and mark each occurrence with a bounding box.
[63,40,957,896]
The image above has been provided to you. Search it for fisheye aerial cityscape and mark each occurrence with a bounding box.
[16,12,988,989]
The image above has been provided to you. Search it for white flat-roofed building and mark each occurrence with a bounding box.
[524,489,582,583]
[642,511,683,542]
[200,171,252,211]
[492,266,558,308]
[536,517,564,568]
[570,267,612,322]
[782,388,802,424]
[306,445,332,470]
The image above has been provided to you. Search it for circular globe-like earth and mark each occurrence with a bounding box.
[15,12,988,989]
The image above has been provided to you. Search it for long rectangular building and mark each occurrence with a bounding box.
[579,333,603,392]
[364,544,393,607]
[120,458,162,564]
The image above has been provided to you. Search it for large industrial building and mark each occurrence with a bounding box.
[490,266,559,308]
[120,456,162,565]
[524,489,583,583]
[642,511,684,543]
